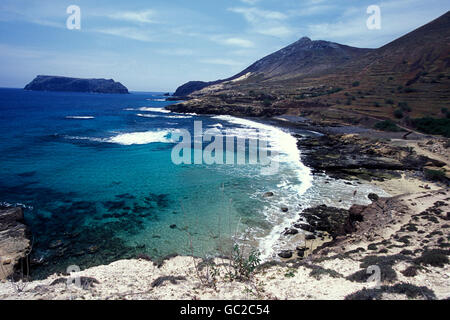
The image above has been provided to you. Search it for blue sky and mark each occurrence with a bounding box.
[0,0,448,91]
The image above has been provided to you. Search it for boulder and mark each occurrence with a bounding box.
[301,205,358,238]
[278,250,293,259]
[283,228,299,235]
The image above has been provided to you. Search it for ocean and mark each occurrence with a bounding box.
[0,88,384,278]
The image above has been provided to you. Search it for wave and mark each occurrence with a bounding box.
[106,130,173,145]
[65,116,95,119]
[146,98,166,102]
[211,115,313,260]
[136,113,158,118]
[65,130,174,146]
[165,115,192,119]
[137,107,171,113]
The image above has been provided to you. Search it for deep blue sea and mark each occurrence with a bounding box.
[0,88,383,278]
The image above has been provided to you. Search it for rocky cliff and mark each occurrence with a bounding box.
[0,207,31,280]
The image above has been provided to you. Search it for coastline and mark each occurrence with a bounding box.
[1,112,449,300]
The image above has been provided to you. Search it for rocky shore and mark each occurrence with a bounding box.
[0,188,448,300]
[0,115,448,300]
[0,207,31,280]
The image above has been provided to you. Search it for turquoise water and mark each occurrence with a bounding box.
[0,88,317,278]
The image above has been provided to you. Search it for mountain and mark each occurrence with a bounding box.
[168,11,450,123]
[174,37,372,96]
[24,75,129,94]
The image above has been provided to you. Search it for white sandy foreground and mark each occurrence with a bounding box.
[0,188,449,300]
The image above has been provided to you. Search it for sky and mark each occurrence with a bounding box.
[0,0,449,91]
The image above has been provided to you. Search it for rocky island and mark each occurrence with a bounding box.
[24,75,129,94]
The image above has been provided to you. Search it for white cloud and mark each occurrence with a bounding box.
[229,7,288,23]
[228,6,295,38]
[105,10,157,24]
[221,37,255,48]
[240,0,260,4]
[94,28,156,42]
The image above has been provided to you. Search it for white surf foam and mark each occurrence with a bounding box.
[136,113,158,118]
[146,98,166,102]
[106,130,173,145]
[212,115,313,260]
[65,116,95,119]
[65,130,174,146]
[138,107,171,113]
[165,115,193,119]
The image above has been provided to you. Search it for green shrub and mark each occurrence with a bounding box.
[352,81,360,87]
[424,168,447,182]
[412,117,450,137]
[398,102,411,112]
[394,109,404,119]
[262,98,272,107]
[374,120,403,132]
[228,244,261,280]
[385,99,395,105]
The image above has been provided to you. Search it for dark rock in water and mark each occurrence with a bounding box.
[169,224,177,229]
[283,228,299,235]
[368,193,380,202]
[87,245,99,254]
[0,207,31,280]
[48,239,64,249]
[281,206,289,212]
[115,193,136,200]
[102,200,126,212]
[294,223,314,232]
[17,171,36,178]
[136,253,152,261]
[263,192,274,198]
[278,250,293,259]
[24,75,129,94]
[301,205,359,239]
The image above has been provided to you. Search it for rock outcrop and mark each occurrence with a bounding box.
[24,75,129,94]
[297,134,446,180]
[0,207,31,280]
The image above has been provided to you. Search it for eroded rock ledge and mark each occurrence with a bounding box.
[0,207,31,280]
[297,134,448,181]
